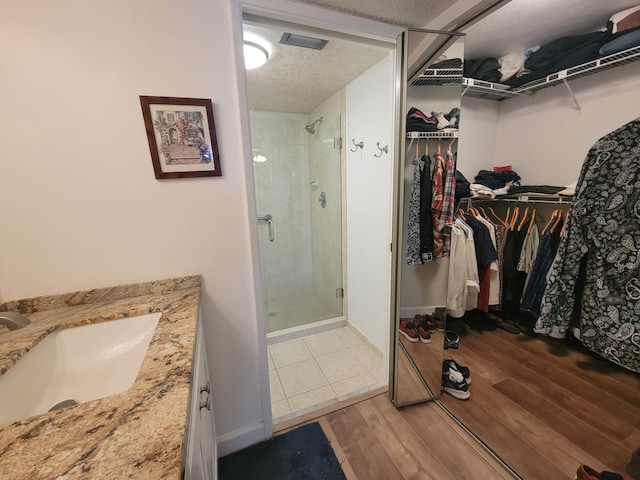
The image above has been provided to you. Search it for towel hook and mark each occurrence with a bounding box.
[350,139,364,152]
[375,142,388,158]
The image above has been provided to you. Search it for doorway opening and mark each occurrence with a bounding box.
[243,13,396,424]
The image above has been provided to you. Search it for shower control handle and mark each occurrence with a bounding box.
[258,214,275,242]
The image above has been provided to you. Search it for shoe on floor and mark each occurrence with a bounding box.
[576,464,632,480]
[399,320,419,342]
[627,447,640,480]
[416,322,432,343]
[416,314,437,332]
[445,330,459,349]
[432,314,445,332]
[442,371,470,400]
[443,358,471,385]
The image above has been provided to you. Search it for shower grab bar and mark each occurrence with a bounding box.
[258,214,275,242]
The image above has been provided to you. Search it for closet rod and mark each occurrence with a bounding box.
[465,197,572,206]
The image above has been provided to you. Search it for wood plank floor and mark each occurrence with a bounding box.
[439,326,640,480]
[280,389,517,479]
[318,394,516,480]
[275,327,639,480]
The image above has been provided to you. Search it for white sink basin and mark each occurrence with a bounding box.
[0,312,161,426]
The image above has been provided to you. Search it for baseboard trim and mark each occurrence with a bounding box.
[216,421,268,457]
[399,306,437,318]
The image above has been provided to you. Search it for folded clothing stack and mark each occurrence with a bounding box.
[474,169,522,189]
[406,107,460,132]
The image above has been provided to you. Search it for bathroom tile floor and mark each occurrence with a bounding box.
[268,327,386,423]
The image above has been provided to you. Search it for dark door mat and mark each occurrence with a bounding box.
[219,422,347,480]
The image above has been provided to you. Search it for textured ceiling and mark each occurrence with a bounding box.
[244,23,389,113]
[290,0,453,28]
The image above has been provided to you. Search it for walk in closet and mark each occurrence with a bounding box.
[392,1,640,479]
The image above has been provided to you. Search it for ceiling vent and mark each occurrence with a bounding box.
[279,33,328,50]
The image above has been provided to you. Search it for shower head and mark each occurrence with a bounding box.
[305,116,323,134]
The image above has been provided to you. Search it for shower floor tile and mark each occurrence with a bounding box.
[315,349,367,383]
[302,330,346,357]
[270,326,386,424]
[269,339,312,368]
[277,358,329,397]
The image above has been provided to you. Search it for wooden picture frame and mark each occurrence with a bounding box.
[140,96,222,179]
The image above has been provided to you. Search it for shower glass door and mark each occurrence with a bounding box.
[250,110,343,333]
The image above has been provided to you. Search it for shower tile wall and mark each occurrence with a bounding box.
[251,110,313,299]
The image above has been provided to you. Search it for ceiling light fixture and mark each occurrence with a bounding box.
[244,41,269,70]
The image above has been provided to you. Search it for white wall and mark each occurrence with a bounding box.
[457,96,500,180]
[493,61,640,186]
[0,0,270,455]
[345,53,395,354]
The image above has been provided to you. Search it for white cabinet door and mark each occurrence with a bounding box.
[185,319,217,480]
[197,322,216,480]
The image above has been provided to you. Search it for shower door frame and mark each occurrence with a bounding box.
[250,110,346,335]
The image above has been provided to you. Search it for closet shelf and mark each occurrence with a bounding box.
[412,45,640,100]
[461,78,520,100]
[406,130,460,139]
[411,67,463,86]
[513,44,640,93]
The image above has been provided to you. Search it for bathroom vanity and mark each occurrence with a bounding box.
[0,275,210,479]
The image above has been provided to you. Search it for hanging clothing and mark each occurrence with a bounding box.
[473,214,501,305]
[432,151,457,259]
[463,215,498,312]
[440,151,457,257]
[536,118,640,374]
[447,219,479,318]
[501,226,528,319]
[494,222,508,309]
[517,223,540,278]
[419,154,434,262]
[431,152,445,258]
[405,155,423,265]
[520,214,563,316]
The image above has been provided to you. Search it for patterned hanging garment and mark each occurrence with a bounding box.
[536,118,640,374]
[406,155,423,265]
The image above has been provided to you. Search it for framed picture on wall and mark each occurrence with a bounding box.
[140,96,222,179]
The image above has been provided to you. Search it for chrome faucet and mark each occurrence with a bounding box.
[0,312,31,330]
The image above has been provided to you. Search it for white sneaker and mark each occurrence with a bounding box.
[442,372,470,400]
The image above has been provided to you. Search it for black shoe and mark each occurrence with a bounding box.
[443,358,471,385]
[444,107,460,121]
[497,319,520,334]
[442,372,470,400]
[445,330,459,349]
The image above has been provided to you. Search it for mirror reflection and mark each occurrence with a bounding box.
[397,5,640,479]
[395,31,466,406]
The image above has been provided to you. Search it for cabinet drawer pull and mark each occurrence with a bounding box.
[199,397,211,411]
[200,382,210,395]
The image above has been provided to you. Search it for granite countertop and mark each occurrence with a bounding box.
[0,275,201,479]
